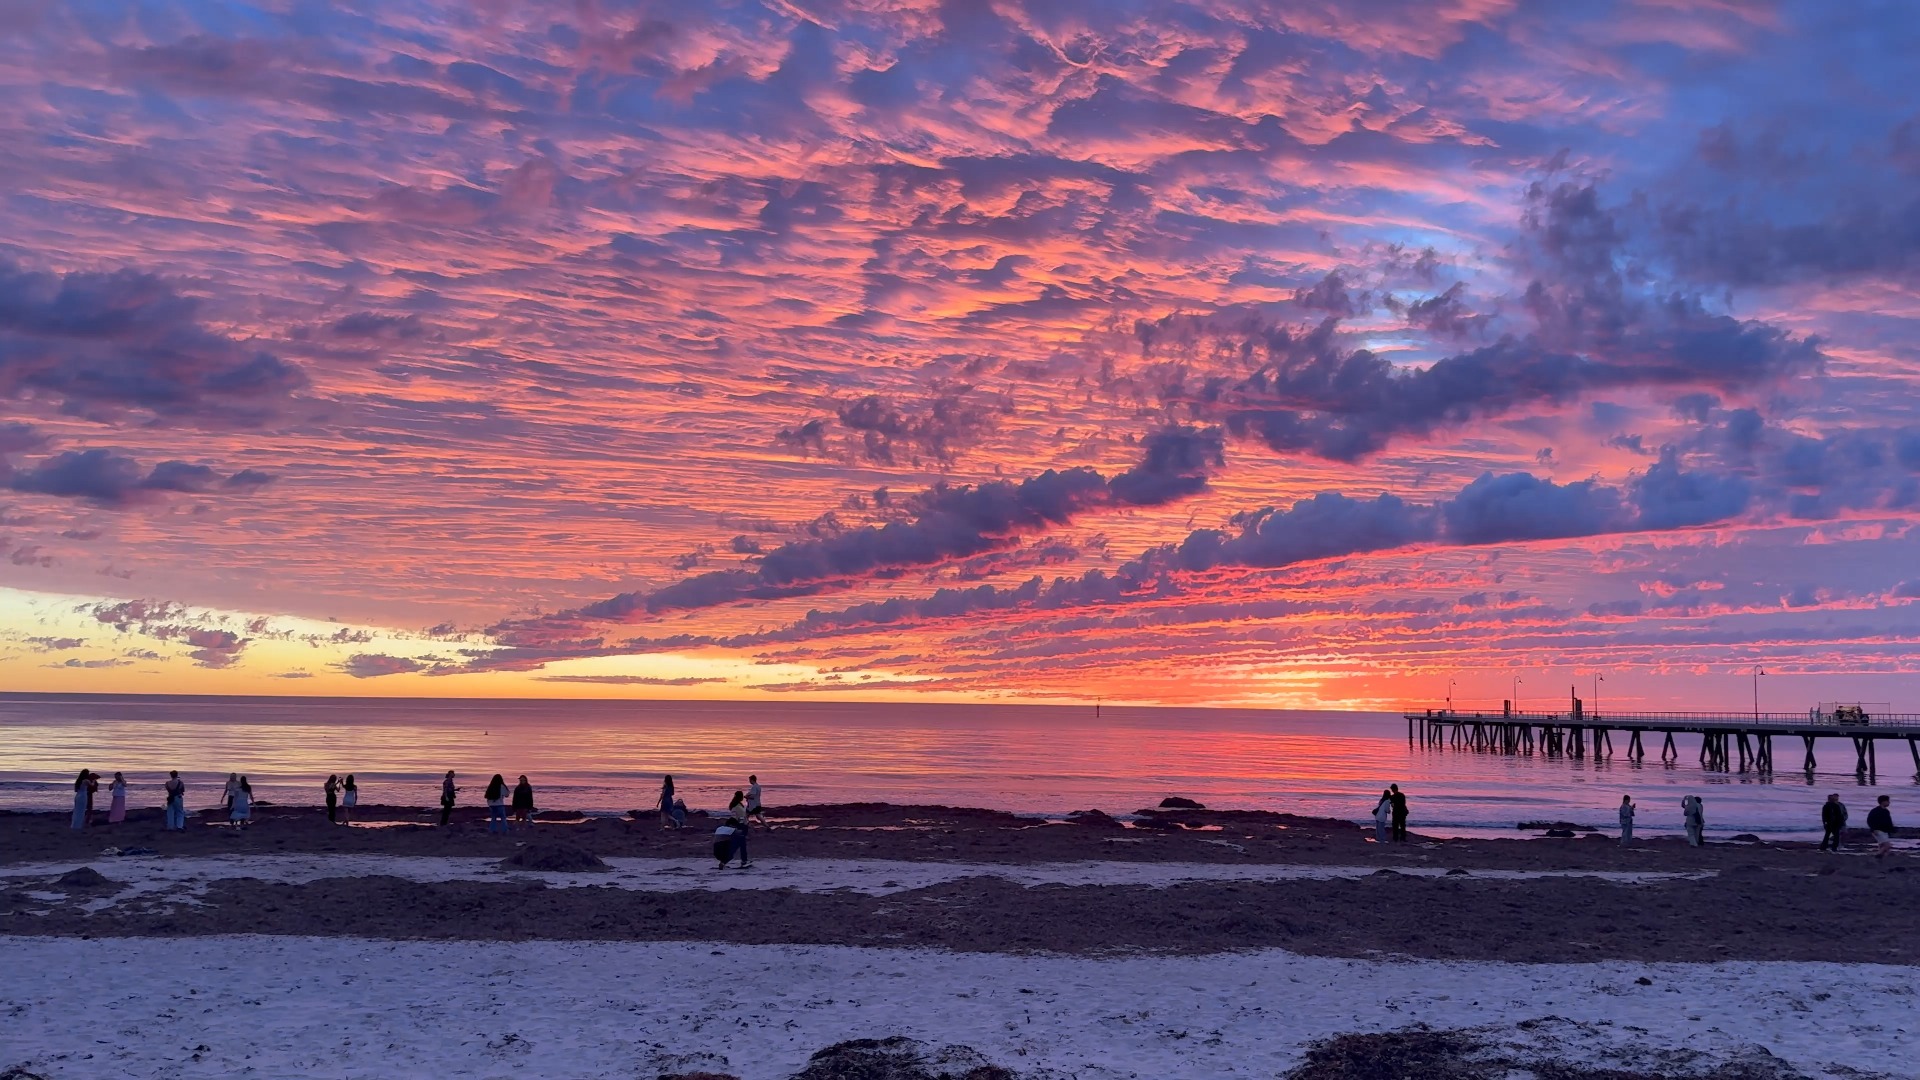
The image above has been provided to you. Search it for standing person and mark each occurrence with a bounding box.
[1370,788,1392,844]
[1819,794,1848,853]
[659,775,676,827]
[230,776,253,829]
[512,775,535,826]
[341,774,358,825]
[1388,784,1410,843]
[440,770,458,826]
[222,773,239,816]
[746,775,768,828]
[107,772,128,825]
[1681,795,1705,847]
[1867,795,1896,859]
[324,774,340,825]
[164,771,187,831]
[1617,795,1635,846]
[69,770,91,830]
[484,774,509,834]
[85,770,100,826]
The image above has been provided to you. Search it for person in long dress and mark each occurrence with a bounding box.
[164,770,187,831]
[659,774,676,827]
[107,772,128,824]
[70,770,91,830]
[341,774,358,825]
[1370,788,1392,843]
[1618,795,1635,845]
[230,775,253,828]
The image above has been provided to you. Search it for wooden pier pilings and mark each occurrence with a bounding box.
[1407,706,1920,777]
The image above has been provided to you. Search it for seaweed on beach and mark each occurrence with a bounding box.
[1283,1026,1819,1080]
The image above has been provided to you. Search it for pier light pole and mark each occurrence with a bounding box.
[1512,675,1522,713]
[1593,673,1603,719]
[1447,678,1455,711]
[1752,666,1765,721]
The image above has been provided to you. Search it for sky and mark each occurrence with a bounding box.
[3,0,1920,711]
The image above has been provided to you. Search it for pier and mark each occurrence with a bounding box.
[1405,701,1920,776]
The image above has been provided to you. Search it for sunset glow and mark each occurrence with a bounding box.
[4,1,1920,709]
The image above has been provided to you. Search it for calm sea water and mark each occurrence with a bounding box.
[2,695,1912,839]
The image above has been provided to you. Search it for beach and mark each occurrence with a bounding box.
[3,801,1914,1078]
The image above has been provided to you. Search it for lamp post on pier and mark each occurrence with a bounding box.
[1752,666,1765,722]
[1592,672,1604,720]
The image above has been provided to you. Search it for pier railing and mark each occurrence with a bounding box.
[1413,709,1920,729]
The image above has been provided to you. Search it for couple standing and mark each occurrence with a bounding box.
[1370,785,1410,842]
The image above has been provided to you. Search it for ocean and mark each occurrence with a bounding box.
[2,694,1910,839]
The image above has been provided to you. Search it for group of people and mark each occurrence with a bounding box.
[1369,785,1411,842]
[67,769,127,829]
[648,774,767,868]
[1820,793,1899,858]
[321,775,361,824]
[1366,783,1899,855]
[68,769,261,830]
[434,772,536,831]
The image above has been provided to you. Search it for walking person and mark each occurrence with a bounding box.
[341,774,358,825]
[484,774,509,833]
[164,770,187,831]
[746,775,768,828]
[107,772,128,825]
[222,772,239,816]
[69,770,91,830]
[1370,788,1392,844]
[659,774,676,827]
[324,774,340,825]
[1819,794,1848,853]
[1617,795,1635,846]
[511,775,535,826]
[1388,784,1410,842]
[230,776,253,829]
[1681,795,1705,847]
[440,770,458,826]
[1867,795,1896,859]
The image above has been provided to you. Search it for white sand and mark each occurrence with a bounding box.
[0,853,1711,912]
[0,936,1908,1079]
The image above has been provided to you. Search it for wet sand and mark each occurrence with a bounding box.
[5,802,1914,963]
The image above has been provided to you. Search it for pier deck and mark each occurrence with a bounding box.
[1405,708,1920,775]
